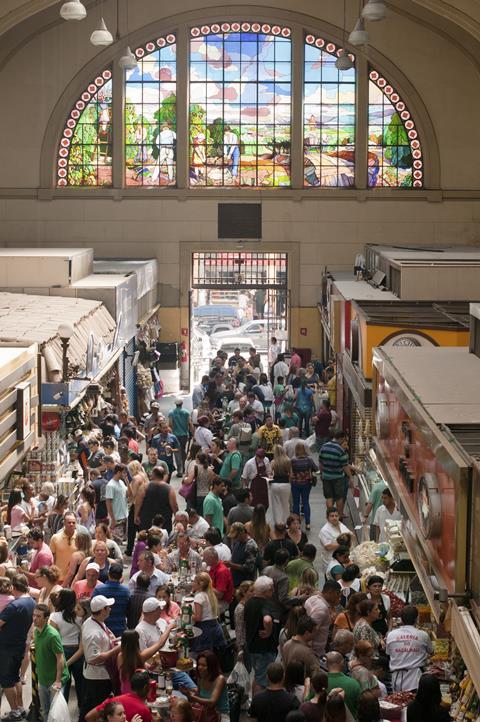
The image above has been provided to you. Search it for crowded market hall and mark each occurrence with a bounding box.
[2,2,480,722]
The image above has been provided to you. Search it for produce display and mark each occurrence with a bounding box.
[450,673,480,721]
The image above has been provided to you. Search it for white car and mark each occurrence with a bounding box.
[214,336,256,357]
[210,319,270,351]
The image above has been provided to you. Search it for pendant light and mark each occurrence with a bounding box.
[336,0,354,71]
[336,50,354,71]
[60,0,87,21]
[119,47,137,70]
[90,1,113,46]
[348,18,369,47]
[118,1,138,70]
[362,0,387,22]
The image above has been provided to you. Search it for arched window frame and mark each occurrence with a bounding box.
[44,13,438,197]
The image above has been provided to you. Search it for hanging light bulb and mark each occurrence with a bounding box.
[119,46,138,70]
[362,0,387,22]
[60,0,87,21]
[90,17,114,46]
[335,50,354,71]
[348,18,369,46]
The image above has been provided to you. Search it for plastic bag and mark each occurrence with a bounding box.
[227,660,251,696]
[47,690,71,722]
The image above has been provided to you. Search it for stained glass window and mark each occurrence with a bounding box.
[57,69,112,187]
[189,22,292,188]
[368,69,423,188]
[303,35,355,187]
[125,34,177,186]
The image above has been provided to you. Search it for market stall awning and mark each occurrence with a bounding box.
[0,292,116,381]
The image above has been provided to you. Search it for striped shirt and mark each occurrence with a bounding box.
[319,441,348,480]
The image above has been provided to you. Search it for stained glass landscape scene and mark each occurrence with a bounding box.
[368,69,423,188]
[57,70,113,186]
[125,35,177,186]
[189,23,292,188]
[303,36,355,187]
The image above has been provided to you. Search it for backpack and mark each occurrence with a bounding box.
[238,422,253,444]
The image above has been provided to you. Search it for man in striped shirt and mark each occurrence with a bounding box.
[319,430,352,518]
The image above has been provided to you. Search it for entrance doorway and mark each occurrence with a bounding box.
[190,251,289,385]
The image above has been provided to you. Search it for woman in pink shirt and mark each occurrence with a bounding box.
[8,489,30,534]
[156,585,180,623]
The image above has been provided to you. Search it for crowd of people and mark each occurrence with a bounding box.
[0,341,450,722]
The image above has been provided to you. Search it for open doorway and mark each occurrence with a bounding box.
[190,251,289,386]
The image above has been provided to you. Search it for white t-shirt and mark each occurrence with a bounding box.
[189,516,210,538]
[194,426,213,450]
[50,612,81,646]
[242,456,272,483]
[194,591,215,621]
[250,399,265,420]
[283,437,310,459]
[82,617,112,680]
[135,618,167,651]
[268,345,279,366]
[214,542,232,562]
[273,361,289,385]
[373,504,403,542]
[318,521,351,572]
[386,625,433,691]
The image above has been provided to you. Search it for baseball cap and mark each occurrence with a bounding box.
[90,595,115,613]
[74,429,83,438]
[86,562,100,573]
[151,402,160,409]
[143,597,161,613]
[175,397,183,405]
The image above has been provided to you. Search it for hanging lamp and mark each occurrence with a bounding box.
[60,0,87,21]
[348,18,369,47]
[91,17,113,46]
[119,46,137,70]
[335,0,354,71]
[118,1,138,70]
[362,0,387,22]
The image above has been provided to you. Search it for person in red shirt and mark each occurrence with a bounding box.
[86,670,153,722]
[203,546,234,615]
[72,563,103,600]
[290,349,302,370]
[314,399,333,450]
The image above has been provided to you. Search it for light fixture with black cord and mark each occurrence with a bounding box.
[362,0,387,22]
[336,0,354,71]
[90,0,113,46]
[60,0,87,21]
[119,0,138,70]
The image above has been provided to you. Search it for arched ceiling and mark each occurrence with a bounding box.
[2,0,480,69]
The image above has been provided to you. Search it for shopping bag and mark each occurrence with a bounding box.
[227,660,251,695]
[179,480,195,500]
[47,690,71,722]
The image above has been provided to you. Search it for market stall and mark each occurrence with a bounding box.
[371,342,480,705]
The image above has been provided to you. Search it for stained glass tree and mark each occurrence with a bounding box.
[368,69,423,188]
[57,69,112,187]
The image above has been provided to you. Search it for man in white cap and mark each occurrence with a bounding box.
[135,597,173,651]
[168,397,194,478]
[135,600,197,695]
[144,401,162,443]
[80,595,119,722]
[72,562,103,600]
